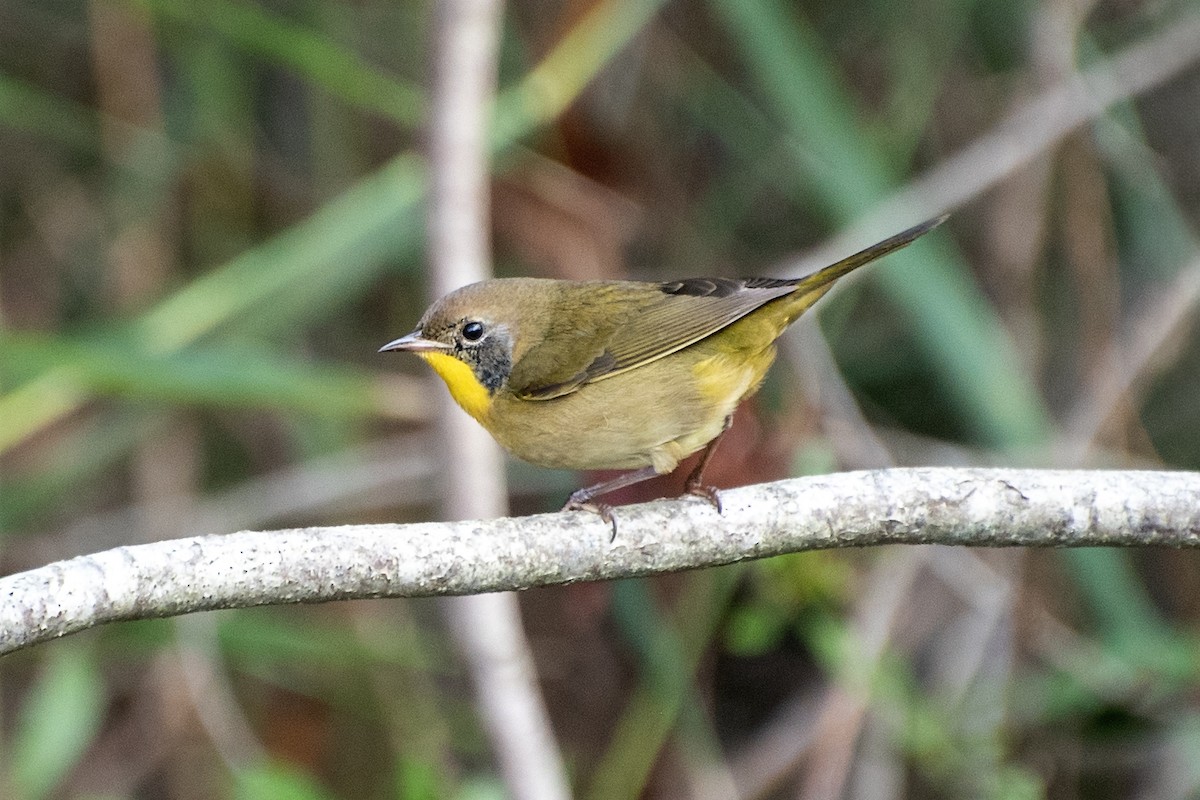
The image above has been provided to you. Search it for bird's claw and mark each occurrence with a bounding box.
[563,497,619,541]
[685,482,723,514]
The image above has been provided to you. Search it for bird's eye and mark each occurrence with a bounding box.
[462,321,485,341]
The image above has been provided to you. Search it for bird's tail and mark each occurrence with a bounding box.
[783,214,948,321]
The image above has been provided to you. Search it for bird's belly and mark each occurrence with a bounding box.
[488,373,697,470]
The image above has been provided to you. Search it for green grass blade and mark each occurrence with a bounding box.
[137,0,425,127]
[131,152,424,351]
[585,567,743,800]
[234,762,334,800]
[8,645,106,800]
[0,331,421,418]
[0,73,97,151]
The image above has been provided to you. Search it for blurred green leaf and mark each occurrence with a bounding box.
[0,409,164,534]
[1063,549,1200,681]
[0,153,424,454]
[218,610,446,675]
[8,645,106,800]
[587,567,743,800]
[1096,104,1200,281]
[0,331,416,419]
[0,72,179,173]
[723,603,785,656]
[137,0,425,128]
[0,73,97,151]
[395,757,446,800]
[808,613,1045,799]
[491,0,670,143]
[132,153,425,351]
[234,762,333,800]
[724,551,850,655]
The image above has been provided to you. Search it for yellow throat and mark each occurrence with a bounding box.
[419,352,492,423]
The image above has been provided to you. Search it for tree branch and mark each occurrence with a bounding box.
[4,467,1198,656]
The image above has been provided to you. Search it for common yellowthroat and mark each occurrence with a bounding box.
[382,216,945,530]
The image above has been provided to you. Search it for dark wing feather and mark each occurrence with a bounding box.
[511,278,798,400]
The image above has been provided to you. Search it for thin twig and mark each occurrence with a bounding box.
[1062,257,1200,462]
[3,468,1199,657]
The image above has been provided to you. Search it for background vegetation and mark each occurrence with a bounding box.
[2,0,1200,797]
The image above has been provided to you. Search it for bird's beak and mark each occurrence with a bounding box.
[378,331,451,353]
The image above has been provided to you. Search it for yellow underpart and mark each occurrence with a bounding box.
[662,343,775,468]
[691,346,774,412]
[420,352,492,424]
[690,311,781,409]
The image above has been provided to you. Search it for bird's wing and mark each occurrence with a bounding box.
[510,277,798,400]
[510,215,948,400]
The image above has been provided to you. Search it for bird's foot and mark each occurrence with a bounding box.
[562,496,619,542]
[684,481,723,514]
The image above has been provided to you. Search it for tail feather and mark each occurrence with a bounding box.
[785,214,948,319]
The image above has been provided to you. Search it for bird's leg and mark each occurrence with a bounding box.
[683,415,733,513]
[564,415,733,537]
[563,465,661,541]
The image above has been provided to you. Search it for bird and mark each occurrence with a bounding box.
[382,215,945,533]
